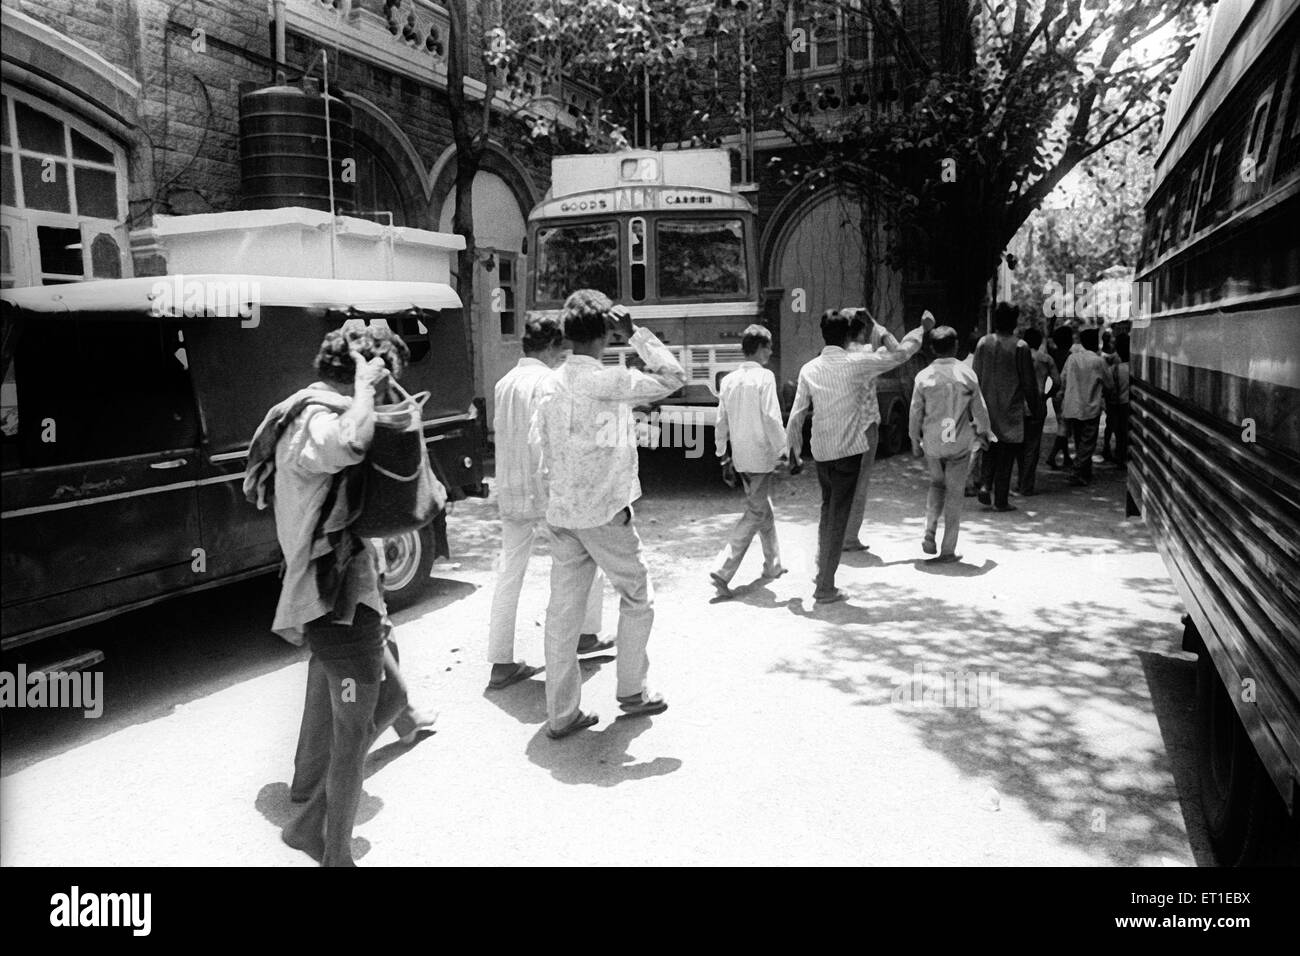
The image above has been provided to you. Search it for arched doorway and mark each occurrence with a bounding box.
[765,185,905,383]
[437,171,528,425]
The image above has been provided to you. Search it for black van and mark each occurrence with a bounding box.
[0,274,486,651]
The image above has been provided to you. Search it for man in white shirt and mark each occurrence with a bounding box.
[486,314,612,691]
[908,325,992,559]
[1058,326,1108,485]
[531,290,687,738]
[843,307,901,552]
[786,308,933,603]
[711,324,787,594]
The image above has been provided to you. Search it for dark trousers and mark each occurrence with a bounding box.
[980,439,1022,508]
[814,455,862,595]
[1067,417,1101,482]
[1111,404,1130,463]
[288,606,407,866]
[1017,416,1046,494]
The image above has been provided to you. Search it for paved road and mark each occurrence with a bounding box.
[0,446,1212,866]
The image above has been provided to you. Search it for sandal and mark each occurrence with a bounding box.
[546,710,598,739]
[617,692,669,717]
[577,633,615,656]
[487,662,542,690]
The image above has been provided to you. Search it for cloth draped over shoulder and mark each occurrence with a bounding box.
[244,387,368,643]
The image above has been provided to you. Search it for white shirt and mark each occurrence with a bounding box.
[785,325,925,461]
[908,357,992,458]
[1060,344,1108,420]
[532,327,687,529]
[715,361,786,474]
[493,357,553,519]
[848,324,898,427]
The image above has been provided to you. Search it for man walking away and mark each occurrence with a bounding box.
[909,326,992,560]
[973,302,1042,511]
[1104,332,1132,466]
[487,314,612,691]
[246,325,434,866]
[1045,325,1076,470]
[531,291,687,739]
[786,308,933,604]
[1016,327,1058,496]
[1059,326,1108,485]
[711,324,787,596]
[843,308,900,552]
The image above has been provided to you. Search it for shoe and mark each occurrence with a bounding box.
[977,487,991,506]
[577,633,615,656]
[760,565,788,581]
[813,589,847,605]
[922,536,937,555]
[994,503,1017,512]
[842,540,869,553]
[934,552,962,563]
[709,572,733,598]
[617,692,668,717]
[398,709,439,745]
[546,710,598,740]
[487,662,542,690]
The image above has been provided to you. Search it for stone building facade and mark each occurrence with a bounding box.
[1,0,598,408]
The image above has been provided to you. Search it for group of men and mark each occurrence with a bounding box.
[258,291,1130,866]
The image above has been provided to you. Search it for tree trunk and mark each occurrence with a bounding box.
[446,0,483,397]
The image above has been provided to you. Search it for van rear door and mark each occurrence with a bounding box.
[0,314,203,647]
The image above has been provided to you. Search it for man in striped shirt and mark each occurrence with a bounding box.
[843,307,901,552]
[786,308,934,603]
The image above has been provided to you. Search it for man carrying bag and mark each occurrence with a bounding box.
[245,322,437,866]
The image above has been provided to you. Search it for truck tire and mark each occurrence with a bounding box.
[381,525,436,610]
[1194,638,1292,864]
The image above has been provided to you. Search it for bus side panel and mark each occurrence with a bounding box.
[1129,325,1300,811]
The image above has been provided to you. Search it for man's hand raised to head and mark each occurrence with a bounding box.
[351,349,390,392]
[607,304,635,340]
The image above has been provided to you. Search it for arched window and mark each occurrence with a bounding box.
[351,139,413,227]
[0,90,129,287]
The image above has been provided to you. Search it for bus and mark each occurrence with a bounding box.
[526,149,760,428]
[1130,0,1300,863]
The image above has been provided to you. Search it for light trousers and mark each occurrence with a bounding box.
[544,508,653,732]
[714,471,782,584]
[925,453,971,556]
[844,422,879,545]
[488,513,604,664]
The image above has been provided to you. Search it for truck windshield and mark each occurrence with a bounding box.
[534,221,620,303]
[657,219,747,299]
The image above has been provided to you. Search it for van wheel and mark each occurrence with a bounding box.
[880,403,905,458]
[1195,641,1290,864]
[382,526,435,610]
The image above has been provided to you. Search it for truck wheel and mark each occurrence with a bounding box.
[1195,642,1290,864]
[382,525,436,610]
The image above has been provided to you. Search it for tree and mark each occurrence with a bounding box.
[495,1,1208,343]
[1009,117,1158,328]
[761,0,1210,340]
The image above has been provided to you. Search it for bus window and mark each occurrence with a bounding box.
[534,221,620,304]
[1243,86,1275,173]
[630,218,646,302]
[656,219,748,299]
[1197,140,1224,226]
